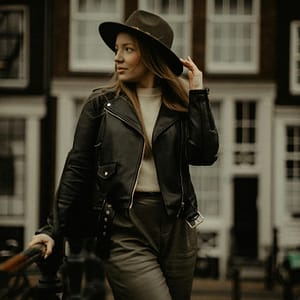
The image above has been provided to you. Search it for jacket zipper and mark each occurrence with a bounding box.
[177,121,185,218]
[105,107,145,210]
[129,142,145,209]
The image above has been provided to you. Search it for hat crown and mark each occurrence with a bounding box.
[125,10,173,49]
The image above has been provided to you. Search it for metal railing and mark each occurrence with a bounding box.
[0,242,63,300]
[0,238,107,300]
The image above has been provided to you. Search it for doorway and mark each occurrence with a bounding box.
[232,177,258,258]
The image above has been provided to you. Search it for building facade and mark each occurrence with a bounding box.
[0,0,299,278]
[0,0,51,250]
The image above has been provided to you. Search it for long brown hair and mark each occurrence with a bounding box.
[102,35,189,157]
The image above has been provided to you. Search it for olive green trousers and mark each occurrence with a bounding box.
[104,194,198,300]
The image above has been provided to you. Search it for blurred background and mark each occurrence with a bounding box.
[0,0,299,297]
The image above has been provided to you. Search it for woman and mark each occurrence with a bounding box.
[29,10,219,300]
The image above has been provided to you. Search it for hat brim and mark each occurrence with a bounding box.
[99,22,183,76]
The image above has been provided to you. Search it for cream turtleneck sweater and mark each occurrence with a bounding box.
[135,87,161,192]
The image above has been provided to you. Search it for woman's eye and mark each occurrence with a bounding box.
[126,47,134,52]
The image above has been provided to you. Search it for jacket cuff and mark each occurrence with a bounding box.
[35,225,61,241]
[189,88,209,95]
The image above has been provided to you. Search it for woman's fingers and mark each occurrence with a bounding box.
[28,234,55,259]
[180,56,203,89]
[180,56,200,74]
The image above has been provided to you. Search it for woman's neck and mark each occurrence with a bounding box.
[136,74,159,89]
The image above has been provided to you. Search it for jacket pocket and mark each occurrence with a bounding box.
[97,162,117,179]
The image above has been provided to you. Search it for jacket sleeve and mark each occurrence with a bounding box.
[37,92,105,239]
[57,93,106,237]
[187,89,219,165]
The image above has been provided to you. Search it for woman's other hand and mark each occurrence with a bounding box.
[28,233,55,259]
[180,56,203,90]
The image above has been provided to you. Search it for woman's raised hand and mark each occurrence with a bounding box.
[180,56,203,90]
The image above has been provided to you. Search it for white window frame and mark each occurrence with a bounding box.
[290,21,300,94]
[274,108,300,249]
[138,0,192,60]
[233,100,257,166]
[275,110,300,223]
[285,124,300,217]
[206,0,260,74]
[0,5,29,88]
[0,96,45,246]
[0,118,26,217]
[69,0,124,72]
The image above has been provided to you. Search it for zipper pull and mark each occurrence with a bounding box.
[177,201,185,218]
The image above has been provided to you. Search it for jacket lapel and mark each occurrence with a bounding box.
[152,104,182,144]
[105,95,182,142]
[104,95,143,136]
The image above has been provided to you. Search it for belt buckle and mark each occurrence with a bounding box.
[185,212,205,229]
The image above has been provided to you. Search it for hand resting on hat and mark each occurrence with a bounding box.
[180,56,203,90]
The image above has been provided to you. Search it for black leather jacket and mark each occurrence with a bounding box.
[42,88,218,239]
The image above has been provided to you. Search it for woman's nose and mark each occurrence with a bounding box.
[114,50,123,62]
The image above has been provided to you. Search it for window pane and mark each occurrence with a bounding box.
[0,118,25,216]
[70,0,122,71]
[234,101,257,165]
[249,102,256,119]
[236,127,243,143]
[207,0,259,73]
[298,60,300,84]
[0,6,28,86]
[215,0,223,14]
[297,25,300,80]
[230,0,238,14]
[285,126,300,216]
[160,0,170,13]
[290,22,300,92]
[244,0,253,14]
[78,0,117,12]
[249,127,255,143]
[0,154,14,195]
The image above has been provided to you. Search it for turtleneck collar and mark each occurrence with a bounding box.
[137,87,162,97]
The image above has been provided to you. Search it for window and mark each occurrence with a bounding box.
[206,0,260,73]
[69,0,124,72]
[190,103,221,216]
[285,125,300,217]
[138,0,192,59]
[234,101,256,165]
[0,118,25,216]
[0,6,29,88]
[290,21,300,94]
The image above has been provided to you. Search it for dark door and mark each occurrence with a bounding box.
[233,177,258,258]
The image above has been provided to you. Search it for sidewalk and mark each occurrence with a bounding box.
[105,278,284,300]
[190,278,283,300]
[25,268,297,300]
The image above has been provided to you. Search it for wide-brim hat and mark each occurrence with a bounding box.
[98,10,183,76]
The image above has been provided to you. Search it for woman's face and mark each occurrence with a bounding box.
[114,32,154,88]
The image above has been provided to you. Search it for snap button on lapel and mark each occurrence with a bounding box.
[104,171,108,176]
[107,103,111,107]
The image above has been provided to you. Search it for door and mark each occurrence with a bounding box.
[233,177,258,258]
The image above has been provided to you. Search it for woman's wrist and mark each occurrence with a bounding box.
[190,75,203,90]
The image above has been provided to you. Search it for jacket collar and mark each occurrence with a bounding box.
[104,94,182,141]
